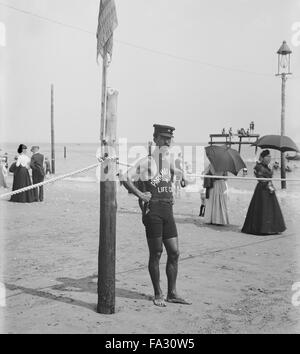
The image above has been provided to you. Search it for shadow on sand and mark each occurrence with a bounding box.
[5,275,151,313]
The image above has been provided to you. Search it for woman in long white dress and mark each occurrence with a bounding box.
[203,164,229,225]
[10,144,35,203]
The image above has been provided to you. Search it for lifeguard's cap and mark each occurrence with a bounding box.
[153,124,175,138]
[30,146,39,152]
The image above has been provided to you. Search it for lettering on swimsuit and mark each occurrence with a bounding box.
[157,186,173,193]
[151,168,171,187]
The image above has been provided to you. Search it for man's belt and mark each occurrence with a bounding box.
[149,198,173,204]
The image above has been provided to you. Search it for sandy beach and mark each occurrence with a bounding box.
[1,174,300,334]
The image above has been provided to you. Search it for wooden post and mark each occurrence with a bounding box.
[50,84,55,174]
[100,48,108,147]
[97,87,118,314]
[238,136,242,153]
[64,146,67,159]
[148,141,152,156]
[280,74,287,189]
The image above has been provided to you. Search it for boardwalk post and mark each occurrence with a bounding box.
[238,136,242,153]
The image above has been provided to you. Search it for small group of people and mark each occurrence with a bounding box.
[221,122,255,137]
[9,144,46,203]
[200,149,286,236]
[221,127,233,136]
[237,127,250,136]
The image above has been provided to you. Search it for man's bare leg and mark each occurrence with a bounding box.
[147,238,166,307]
[164,237,192,305]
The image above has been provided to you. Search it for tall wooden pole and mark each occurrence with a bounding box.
[51,84,55,174]
[100,51,108,146]
[280,74,287,189]
[97,45,118,314]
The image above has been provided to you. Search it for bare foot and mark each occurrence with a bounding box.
[153,295,166,307]
[166,294,192,305]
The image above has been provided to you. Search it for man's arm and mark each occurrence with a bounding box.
[30,155,36,169]
[121,157,152,203]
[171,160,185,178]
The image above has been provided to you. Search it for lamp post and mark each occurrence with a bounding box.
[276,40,292,189]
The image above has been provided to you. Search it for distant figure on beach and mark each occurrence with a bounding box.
[229,127,233,136]
[249,121,255,133]
[30,146,45,202]
[285,164,292,173]
[221,128,226,135]
[122,124,191,307]
[242,150,286,235]
[184,161,192,174]
[10,144,35,203]
[2,152,8,169]
[0,155,8,188]
[203,164,229,225]
[44,157,51,175]
[174,152,183,198]
[199,188,206,217]
[272,161,280,170]
[8,156,18,174]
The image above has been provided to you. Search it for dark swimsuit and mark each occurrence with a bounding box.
[142,155,178,239]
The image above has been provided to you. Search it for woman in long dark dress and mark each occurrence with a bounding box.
[242,149,286,235]
[10,144,35,203]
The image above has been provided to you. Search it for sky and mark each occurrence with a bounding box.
[0,0,300,144]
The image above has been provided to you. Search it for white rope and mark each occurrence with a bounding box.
[116,160,300,182]
[1,157,300,199]
[187,174,300,182]
[0,157,117,199]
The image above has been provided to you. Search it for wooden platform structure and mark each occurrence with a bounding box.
[208,133,260,153]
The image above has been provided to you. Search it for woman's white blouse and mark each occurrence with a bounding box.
[16,154,31,168]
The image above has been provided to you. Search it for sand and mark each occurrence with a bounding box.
[0,176,300,334]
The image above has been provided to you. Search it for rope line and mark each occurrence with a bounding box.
[186,174,300,182]
[0,163,98,199]
[0,156,116,199]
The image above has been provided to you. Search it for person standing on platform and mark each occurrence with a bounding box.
[242,149,286,235]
